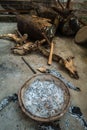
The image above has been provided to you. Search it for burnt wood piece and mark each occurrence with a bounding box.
[17,15,56,41]
[52,6,81,36]
[58,17,80,36]
[69,17,80,33]
[51,6,72,18]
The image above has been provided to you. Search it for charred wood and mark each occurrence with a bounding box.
[51,6,72,18]
[17,15,56,41]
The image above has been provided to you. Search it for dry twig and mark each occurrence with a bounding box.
[48,42,54,65]
[22,57,37,74]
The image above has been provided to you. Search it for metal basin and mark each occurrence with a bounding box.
[18,74,70,122]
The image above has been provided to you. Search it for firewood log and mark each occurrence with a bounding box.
[17,15,57,41]
[75,26,87,45]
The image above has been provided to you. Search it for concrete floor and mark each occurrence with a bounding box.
[0,22,87,130]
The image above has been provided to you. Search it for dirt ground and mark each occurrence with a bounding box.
[0,22,87,130]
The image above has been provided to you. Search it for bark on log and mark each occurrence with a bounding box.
[17,15,56,41]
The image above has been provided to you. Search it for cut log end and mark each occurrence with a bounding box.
[75,26,87,45]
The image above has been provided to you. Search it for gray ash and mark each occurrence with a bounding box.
[23,79,65,118]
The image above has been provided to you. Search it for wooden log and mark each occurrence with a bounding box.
[75,26,87,45]
[17,15,56,41]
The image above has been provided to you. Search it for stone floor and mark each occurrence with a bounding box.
[0,22,87,130]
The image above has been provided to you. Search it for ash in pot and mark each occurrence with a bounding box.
[23,79,65,118]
